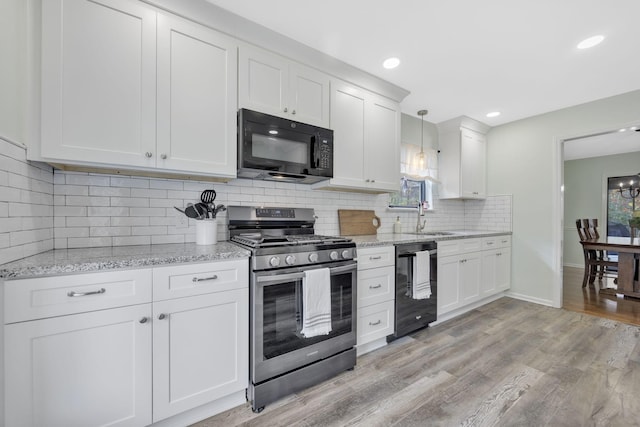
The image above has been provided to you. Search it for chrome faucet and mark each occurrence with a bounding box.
[416,203,426,233]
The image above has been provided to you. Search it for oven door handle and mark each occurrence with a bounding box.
[257,272,305,284]
[256,263,357,285]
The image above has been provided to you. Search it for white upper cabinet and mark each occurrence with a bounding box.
[40,0,157,167]
[39,0,238,179]
[437,116,490,199]
[313,79,400,193]
[239,45,330,128]
[156,14,237,177]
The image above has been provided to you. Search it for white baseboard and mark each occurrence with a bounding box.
[506,291,554,307]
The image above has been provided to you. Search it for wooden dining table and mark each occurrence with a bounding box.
[580,236,640,298]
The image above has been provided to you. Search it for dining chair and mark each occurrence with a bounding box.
[576,219,618,287]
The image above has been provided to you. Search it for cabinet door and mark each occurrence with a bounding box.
[329,80,367,187]
[238,46,289,118]
[495,247,511,291]
[5,304,152,427]
[41,0,156,167]
[460,252,482,304]
[364,94,401,192]
[289,64,330,127]
[437,255,461,315]
[481,249,498,297]
[157,14,237,177]
[460,128,487,198]
[152,288,248,421]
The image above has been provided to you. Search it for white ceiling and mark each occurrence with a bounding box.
[205,0,640,126]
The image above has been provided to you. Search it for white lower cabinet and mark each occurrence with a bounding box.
[356,246,395,355]
[437,236,511,318]
[3,259,249,427]
[152,287,248,421]
[5,303,153,427]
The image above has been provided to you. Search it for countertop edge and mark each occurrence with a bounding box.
[352,231,512,247]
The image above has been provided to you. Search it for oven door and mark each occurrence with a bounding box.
[251,261,357,384]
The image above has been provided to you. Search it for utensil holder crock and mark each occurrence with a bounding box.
[196,219,218,245]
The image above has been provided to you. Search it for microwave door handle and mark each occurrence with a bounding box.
[310,135,318,168]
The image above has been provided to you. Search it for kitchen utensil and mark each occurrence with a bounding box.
[200,189,216,203]
[337,209,381,235]
[184,203,206,219]
[200,190,216,218]
[194,202,209,219]
[174,206,186,215]
[213,204,226,218]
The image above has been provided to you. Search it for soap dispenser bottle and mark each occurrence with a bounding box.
[393,216,402,234]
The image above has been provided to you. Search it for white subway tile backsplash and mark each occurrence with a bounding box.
[1,134,513,257]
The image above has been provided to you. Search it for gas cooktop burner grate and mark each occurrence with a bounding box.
[231,233,351,249]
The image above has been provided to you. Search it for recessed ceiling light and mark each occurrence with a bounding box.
[383,57,400,69]
[486,111,501,118]
[577,35,605,50]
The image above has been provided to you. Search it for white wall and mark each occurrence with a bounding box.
[487,90,640,306]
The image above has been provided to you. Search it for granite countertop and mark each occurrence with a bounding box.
[349,230,512,247]
[0,242,250,280]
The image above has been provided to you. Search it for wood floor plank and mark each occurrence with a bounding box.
[191,297,640,427]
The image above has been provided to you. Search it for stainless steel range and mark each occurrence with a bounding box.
[228,206,357,413]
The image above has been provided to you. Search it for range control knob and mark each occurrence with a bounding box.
[269,256,281,267]
[329,251,339,261]
[341,249,351,259]
[308,253,319,263]
[285,255,296,265]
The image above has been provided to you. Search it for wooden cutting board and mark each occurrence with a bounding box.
[338,209,381,235]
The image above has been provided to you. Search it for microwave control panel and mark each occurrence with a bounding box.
[318,139,331,169]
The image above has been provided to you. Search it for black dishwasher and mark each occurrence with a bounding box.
[388,241,437,341]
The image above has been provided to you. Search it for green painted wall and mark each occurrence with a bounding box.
[563,152,640,266]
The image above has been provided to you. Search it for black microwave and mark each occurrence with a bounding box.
[237,109,333,184]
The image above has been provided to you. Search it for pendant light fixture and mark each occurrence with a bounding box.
[414,109,428,171]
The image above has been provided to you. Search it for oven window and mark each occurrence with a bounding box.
[262,271,353,360]
[252,134,308,164]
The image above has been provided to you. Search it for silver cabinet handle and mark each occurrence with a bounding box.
[291,109,296,115]
[192,275,218,282]
[284,107,288,113]
[67,288,106,297]
[369,320,381,326]
[365,179,370,182]
[416,315,422,320]
[371,179,375,183]
[369,284,382,289]
[139,317,148,324]
[145,152,152,158]
[369,256,382,260]
[158,313,167,320]
[160,154,167,159]
[486,242,494,245]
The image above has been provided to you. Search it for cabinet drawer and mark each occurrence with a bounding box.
[152,259,248,301]
[357,246,395,270]
[437,238,481,256]
[358,266,395,308]
[482,235,511,250]
[357,300,394,346]
[4,269,153,324]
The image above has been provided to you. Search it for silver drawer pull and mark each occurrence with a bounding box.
[369,256,382,260]
[416,315,422,320]
[369,284,382,289]
[192,275,218,282]
[369,320,381,326]
[486,242,494,245]
[67,288,106,297]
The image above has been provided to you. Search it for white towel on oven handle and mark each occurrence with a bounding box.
[412,250,432,300]
[301,267,332,338]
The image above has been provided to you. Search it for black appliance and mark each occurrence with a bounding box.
[228,206,356,413]
[388,241,437,340]
[238,109,334,184]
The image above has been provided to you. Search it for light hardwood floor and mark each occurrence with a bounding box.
[563,266,640,326]
[192,297,640,427]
